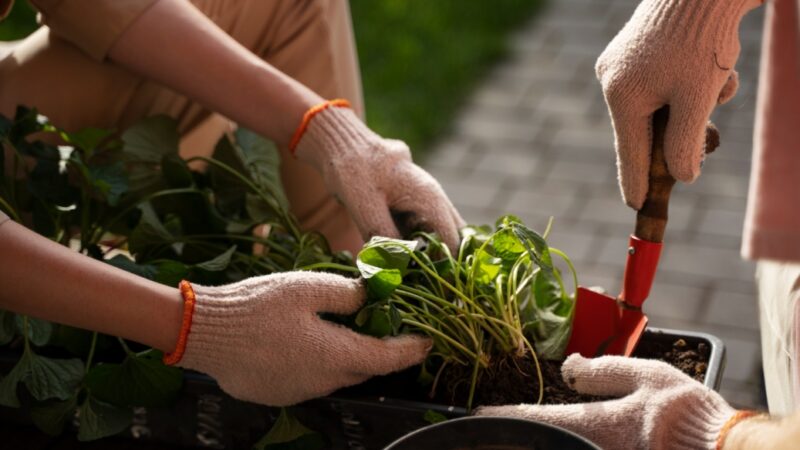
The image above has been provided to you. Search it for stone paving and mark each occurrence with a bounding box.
[423,0,766,409]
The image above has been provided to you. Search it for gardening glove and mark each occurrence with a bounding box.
[164,271,431,406]
[293,102,465,251]
[476,354,758,450]
[596,0,762,209]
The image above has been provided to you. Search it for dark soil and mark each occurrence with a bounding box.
[340,333,712,408]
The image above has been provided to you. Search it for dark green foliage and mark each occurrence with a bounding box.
[0,110,350,441]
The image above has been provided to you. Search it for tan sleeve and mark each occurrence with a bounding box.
[0,0,13,20]
[0,209,9,226]
[29,0,159,61]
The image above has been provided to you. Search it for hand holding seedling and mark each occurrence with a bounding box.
[596,0,762,209]
[476,354,754,450]
[293,105,465,251]
[168,272,431,406]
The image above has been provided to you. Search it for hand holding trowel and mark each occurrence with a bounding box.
[565,106,720,357]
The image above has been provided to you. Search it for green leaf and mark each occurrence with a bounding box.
[154,260,189,287]
[360,306,393,337]
[0,350,83,407]
[84,349,182,407]
[195,245,237,272]
[123,116,179,193]
[525,309,573,360]
[235,128,289,212]
[161,154,194,188]
[62,127,114,155]
[77,395,133,441]
[492,228,525,261]
[253,408,324,450]
[30,395,78,436]
[0,310,16,345]
[359,237,417,270]
[128,203,182,257]
[533,270,561,310]
[122,116,179,162]
[105,254,158,280]
[473,248,501,285]
[89,161,128,206]
[15,315,53,347]
[358,263,402,300]
[423,409,448,425]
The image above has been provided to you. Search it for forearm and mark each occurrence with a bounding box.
[0,219,182,352]
[724,411,800,450]
[107,0,323,148]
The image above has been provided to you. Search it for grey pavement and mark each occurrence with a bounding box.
[423,0,766,409]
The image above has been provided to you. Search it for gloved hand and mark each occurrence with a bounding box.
[165,271,431,406]
[596,0,762,209]
[294,103,464,251]
[476,354,750,450]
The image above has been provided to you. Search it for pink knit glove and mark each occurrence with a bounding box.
[294,104,464,251]
[596,0,762,209]
[166,272,431,406]
[476,354,738,450]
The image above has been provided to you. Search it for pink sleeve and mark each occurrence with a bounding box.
[29,0,159,61]
[0,210,9,226]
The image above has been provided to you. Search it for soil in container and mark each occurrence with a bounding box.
[341,336,710,407]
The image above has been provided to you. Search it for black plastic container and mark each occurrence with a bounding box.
[0,327,725,449]
[384,417,601,450]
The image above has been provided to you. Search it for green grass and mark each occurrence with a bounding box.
[351,0,544,158]
[1,0,545,158]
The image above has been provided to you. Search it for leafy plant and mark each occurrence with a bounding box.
[347,215,577,410]
[0,107,349,441]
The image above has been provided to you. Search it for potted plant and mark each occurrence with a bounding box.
[0,108,725,449]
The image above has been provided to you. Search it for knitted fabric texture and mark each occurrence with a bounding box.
[174,271,430,406]
[596,0,762,209]
[476,354,737,450]
[294,106,464,252]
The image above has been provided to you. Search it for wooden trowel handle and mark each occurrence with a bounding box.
[634,107,720,243]
[634,107,675,243]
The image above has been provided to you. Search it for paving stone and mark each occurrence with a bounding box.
[645,283,707,322]
[705,290,760,332]
[661,242,756,282]
[698,207,747,239]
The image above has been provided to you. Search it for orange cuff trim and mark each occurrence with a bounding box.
[163,280,197,366]
[288,99,351,154]
[716,410,760,450]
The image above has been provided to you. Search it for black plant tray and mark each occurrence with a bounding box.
[0,327,725,449]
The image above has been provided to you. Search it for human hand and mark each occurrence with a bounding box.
[596,0,762,209]
[166,272,431,406]
[293,103,464,251]
[476,354,743,450]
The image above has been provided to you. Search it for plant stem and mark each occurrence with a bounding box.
[85,332,99,375]
[295,262,360,273]
[401,319,479,361]
[0,195,21,222]
[117,337,135,357]
[22,316,31,354]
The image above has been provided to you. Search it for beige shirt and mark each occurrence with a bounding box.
[0,0,157,60]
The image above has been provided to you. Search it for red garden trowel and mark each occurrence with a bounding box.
[564,106,719,357]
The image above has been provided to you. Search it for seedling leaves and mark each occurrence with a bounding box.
[195,245,237,272]
[85,349,182,407]
[15,315,53,347]
[77,395,133,441]
[253,408,324,450]
[0,349,83,407]
[31,395,78,436]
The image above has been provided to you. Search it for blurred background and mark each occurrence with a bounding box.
[1,0,766,409]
